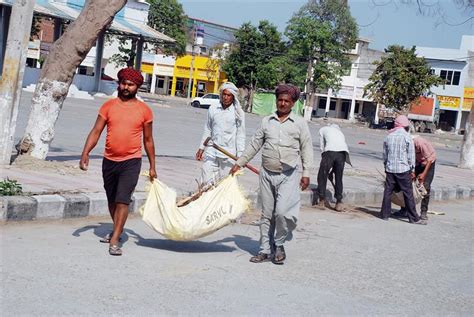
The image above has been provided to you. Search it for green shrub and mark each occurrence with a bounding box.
[0,178,23,196]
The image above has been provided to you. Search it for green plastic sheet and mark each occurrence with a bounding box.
[251,93,304,117]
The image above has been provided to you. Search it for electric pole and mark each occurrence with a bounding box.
[0,0,35,165]
[187,23,196,99]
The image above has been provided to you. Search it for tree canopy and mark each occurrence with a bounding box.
[222,20,305,90]
[285,0,359,92]
[364,45,444,112]
[147,0,187,56]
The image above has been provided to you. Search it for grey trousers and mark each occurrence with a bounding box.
[259,167,300,254]
[200,156,234,186]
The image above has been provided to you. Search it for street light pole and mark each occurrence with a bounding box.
[187,24,196,99]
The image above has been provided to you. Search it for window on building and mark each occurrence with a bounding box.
[78,66,88,75]
[157,77,165,89]
[26,58,37,68]
[439,69,461,86]
[452,71,460,85]
[429,69,435,75]
[329,100,336,111]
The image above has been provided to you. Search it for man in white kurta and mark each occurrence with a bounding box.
[195,82,246,186]
[231,84,313,265]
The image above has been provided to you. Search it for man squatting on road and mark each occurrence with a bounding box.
[195,82,246,186]
[230,84,313,265]
[380,115,426,225]
[315,123,351,212]
[80,67,157,256]
[395,134,436,221]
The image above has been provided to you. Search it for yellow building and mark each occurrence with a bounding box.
[171,55,227,98]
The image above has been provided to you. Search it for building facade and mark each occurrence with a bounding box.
[311,38,384,122]
[416,35,473,131]
[146,17,236,98]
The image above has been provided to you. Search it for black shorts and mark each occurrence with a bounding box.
[102,157,142,205]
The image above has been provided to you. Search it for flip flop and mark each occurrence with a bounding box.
[100,233,122,243]
[109,245,122,256]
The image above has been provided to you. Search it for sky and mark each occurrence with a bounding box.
[179,0,473,51]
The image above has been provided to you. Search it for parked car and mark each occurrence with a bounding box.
[191,93,220,109]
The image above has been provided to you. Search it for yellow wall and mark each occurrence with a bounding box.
[171,55,227,98]
[141,63,153,75]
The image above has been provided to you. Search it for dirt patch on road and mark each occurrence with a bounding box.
[11,155,83,176]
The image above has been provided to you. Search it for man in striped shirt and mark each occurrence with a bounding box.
[381,115,426,225]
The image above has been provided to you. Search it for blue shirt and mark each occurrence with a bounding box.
[383,128,415,174]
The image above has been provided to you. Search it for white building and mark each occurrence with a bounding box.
[416,35,473,131]
[311,38,384,122]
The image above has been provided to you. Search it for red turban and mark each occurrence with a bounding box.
[275,84,301,101]
[117,67,144,87]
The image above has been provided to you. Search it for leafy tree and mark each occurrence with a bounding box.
[364,45,444,112]
[223,20,299,90]
[109,0,187,67]
[286,0,358,93]
[147,0,187,56]
[108,36,138,67]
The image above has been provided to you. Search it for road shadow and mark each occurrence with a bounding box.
[135,234,259,254]
[72,222,143,244]
[135,238,236,253]
[350,205,409,223]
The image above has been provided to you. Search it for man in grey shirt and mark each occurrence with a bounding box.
[230,84,313,265]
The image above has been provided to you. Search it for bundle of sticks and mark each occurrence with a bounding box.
[176,138,259,207]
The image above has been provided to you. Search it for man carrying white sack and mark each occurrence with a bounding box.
[195,82,246,186]
[230,84,313,265]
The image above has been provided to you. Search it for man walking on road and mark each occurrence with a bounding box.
[80,67,157,256]
[230,84,313,265]
[395,135,436,221]
[380,115,426,225]
[316,124,351,212]
[196,82,245,186]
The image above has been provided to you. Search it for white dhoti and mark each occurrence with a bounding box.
[259,167,300,254]
[200,155,234,186]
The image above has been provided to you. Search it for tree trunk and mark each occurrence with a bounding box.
[17,0,127,160]
[459,107,474,169]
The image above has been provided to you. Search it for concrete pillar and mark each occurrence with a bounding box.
[53,18,62,41]
[0,0,35,164]
[335,99,342,118]
[0,6,11,76]
[135,36,144,71]
[324,88,332,117]
[93,32,104,92]
[191,77,197,98]
[349,98,356,121]
[171,76,177,96]
[374,103,380,125]
[455,100,463,132]
[150,73,157,94]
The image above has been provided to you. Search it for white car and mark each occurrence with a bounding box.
[190,93,221,109]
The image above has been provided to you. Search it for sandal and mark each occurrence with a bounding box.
[100,233,122,243]
[109,245,122,256]
[249,252,272,263]
[272,246,286,265]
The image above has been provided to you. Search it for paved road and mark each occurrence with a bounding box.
[16,91,462,165]
[10,91,470,197]
[2,199,473,315]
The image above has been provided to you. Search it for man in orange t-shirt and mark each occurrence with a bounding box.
[80,67,156,256]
